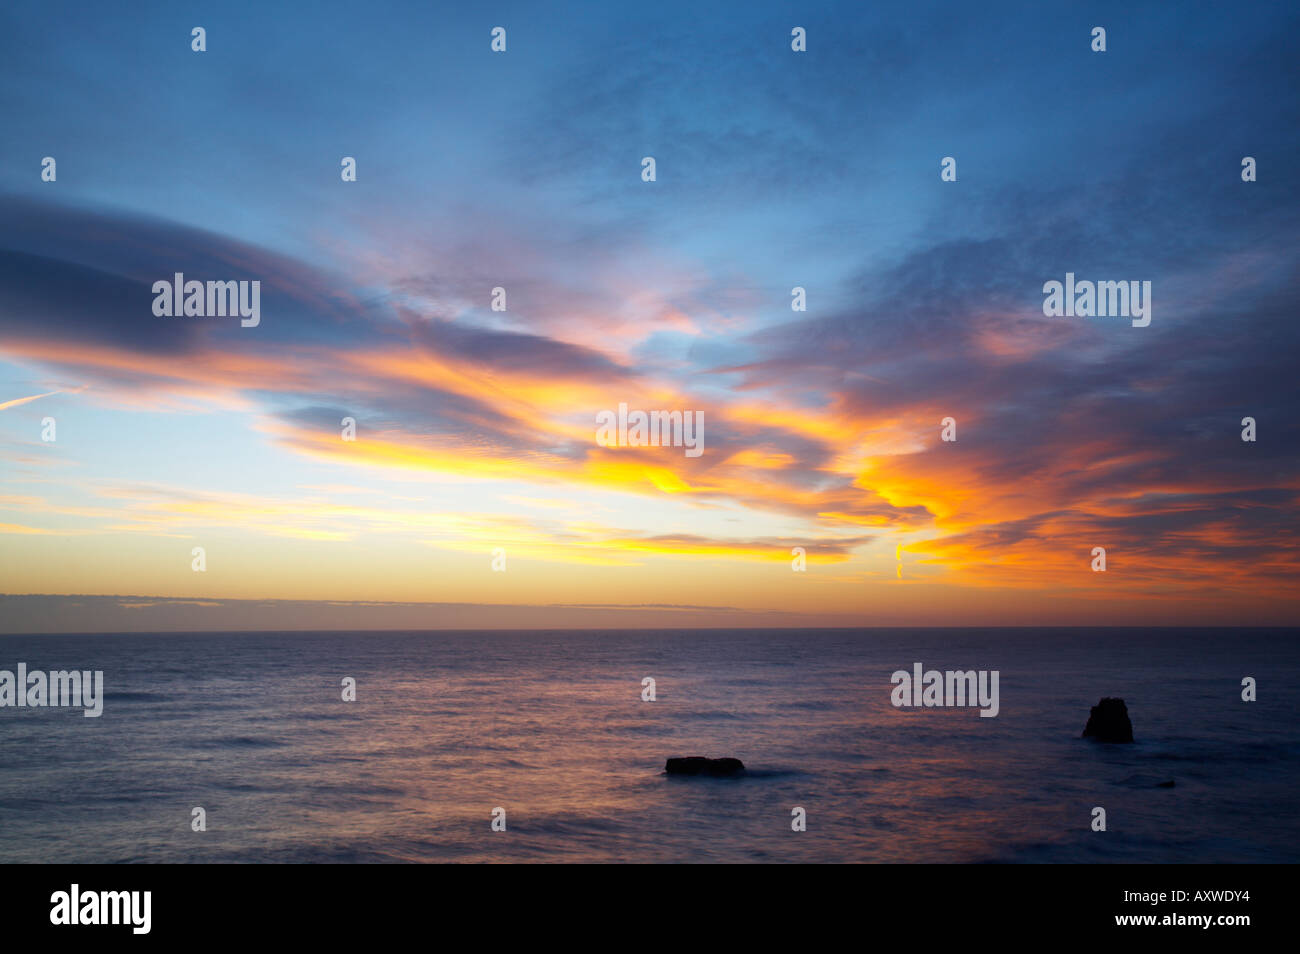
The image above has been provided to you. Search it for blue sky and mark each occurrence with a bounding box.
[1,0,1298,630]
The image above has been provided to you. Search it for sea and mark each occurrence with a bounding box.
[0,628,1296,863]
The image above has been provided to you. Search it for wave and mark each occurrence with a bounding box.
[190,735,286,750]
[102,691,175,702]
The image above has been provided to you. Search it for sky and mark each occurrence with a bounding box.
[1,0,1298,631]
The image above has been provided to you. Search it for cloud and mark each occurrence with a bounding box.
[0,387,72,411]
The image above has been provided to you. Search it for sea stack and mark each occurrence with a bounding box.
[665,756,745,777]
[1082,697,1134,743]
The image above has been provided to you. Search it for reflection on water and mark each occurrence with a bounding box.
[0,628,1296,863]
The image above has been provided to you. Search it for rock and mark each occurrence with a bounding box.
[665,756,745,777]
[1156,779,1175,788]
[1082,697,1134,743]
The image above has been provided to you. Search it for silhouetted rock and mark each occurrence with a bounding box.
[1082,697,1134,743]
[1156,779,1175,788]
[665,756,745,777]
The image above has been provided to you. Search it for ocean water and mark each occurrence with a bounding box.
[0,628,1296,864]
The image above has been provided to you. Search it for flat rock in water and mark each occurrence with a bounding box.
[665,756,745,777]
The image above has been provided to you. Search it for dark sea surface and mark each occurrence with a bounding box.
[0,628,1296,863]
